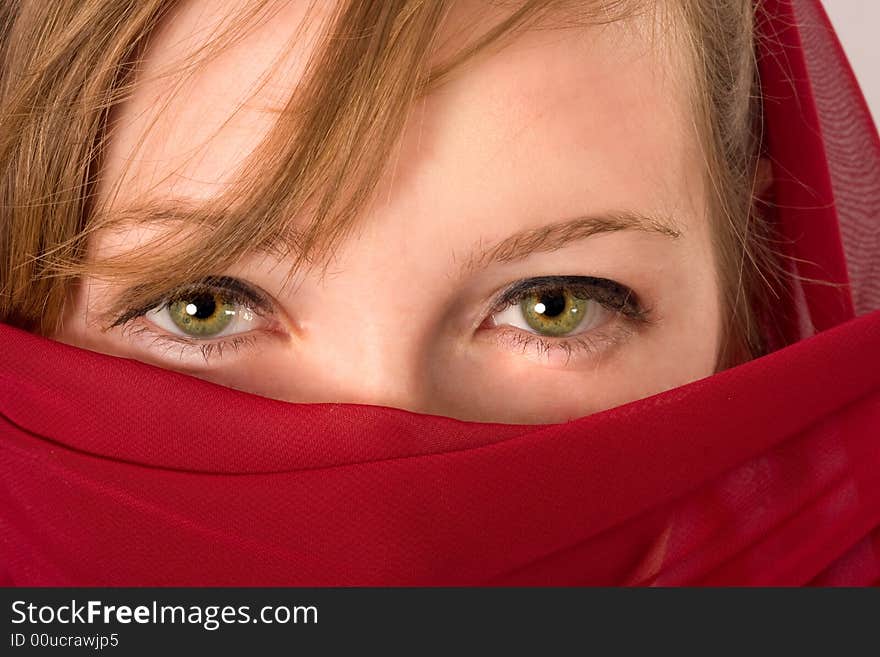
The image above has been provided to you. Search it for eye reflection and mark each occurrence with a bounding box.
[128,277,273,342]
[163,293,237,337]
[518,288,591,336]
[146,293,261,339]
[488,276,645,338]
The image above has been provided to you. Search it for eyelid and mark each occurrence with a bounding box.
[480,275,654,368]
[110,276,274,329]
[109,277,280,365]
[489,275,648,321]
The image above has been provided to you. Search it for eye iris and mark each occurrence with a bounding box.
[168,292,235,337]
[521,289,587,336]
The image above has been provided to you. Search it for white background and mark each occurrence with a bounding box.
[823,1,879,123]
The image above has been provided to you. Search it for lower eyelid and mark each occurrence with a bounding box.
[119,319,263,365]
[481,319,638,368]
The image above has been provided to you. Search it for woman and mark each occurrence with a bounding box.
[3,0,778,424]
[0,0,878,584]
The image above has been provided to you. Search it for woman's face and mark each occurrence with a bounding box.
[55,0,722,424]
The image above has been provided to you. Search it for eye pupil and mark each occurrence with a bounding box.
[185,293,217,319]
[536,292,566,318]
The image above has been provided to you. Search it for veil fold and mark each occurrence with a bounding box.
[1,0,878,586]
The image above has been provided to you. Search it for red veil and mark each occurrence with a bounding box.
[1,0,878,585]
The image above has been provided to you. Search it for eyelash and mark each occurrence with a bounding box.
[112,275,652,365]
[112,276,274,364]
[484,276,652,364]
[490,275,647,320]
[120,323,260,364]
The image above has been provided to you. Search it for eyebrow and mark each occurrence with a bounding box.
[103,203,681,274]
[459,210,682,276]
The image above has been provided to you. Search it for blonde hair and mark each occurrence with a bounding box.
[0,0,777,369]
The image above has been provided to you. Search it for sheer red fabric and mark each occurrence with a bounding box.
[1,0,879,586]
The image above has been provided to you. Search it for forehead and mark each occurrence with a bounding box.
[101,0,699,225]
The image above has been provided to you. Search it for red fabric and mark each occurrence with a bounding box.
[1,0,879,585]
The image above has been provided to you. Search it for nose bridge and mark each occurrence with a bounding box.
[333,336,426,411]
[291,288,433,413]
[280,214,448,414]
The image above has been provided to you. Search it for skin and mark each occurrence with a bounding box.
[54,0,722,424]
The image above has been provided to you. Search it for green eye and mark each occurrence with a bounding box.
[167,292,236,337]
[520,288,588,336]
